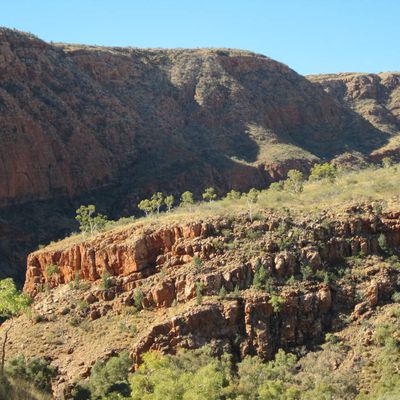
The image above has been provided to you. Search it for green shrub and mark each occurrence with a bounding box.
[101,270,113,290]
[378,233,389,253]
[133,288,144,311]
[309,163,337,182]
[269,181,284,191]
[301,265,314,281]
[88,351,131,399]
[45,264,59,278]
[218,286,227,300]
[230,285,241,299]
[283,169,305,193]
[195,282,204,305]
[392,292,400,303]
[192,255,202,269]
[252,260,267,290]
[202,187,217,202]
[269,294,285,313]
[225,190,241,200]
[180,191,194,210]
[6,355,56,393]
[382,156,393,168]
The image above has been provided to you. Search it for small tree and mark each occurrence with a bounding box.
[180,191,194,211]
[0,278,31,374]
[225,190,241,200]
[202,187,217,202]
[137,199,154,217]
[195,282,204,305]
[269,294,285,313]
[284,170,305,194]
[134,288,144,310]
[269,181,284,192]
[382,156,393,168]
[309,163,337,182]
[88,351,131,399]
[245,188,259,222]
[253,261,267,290]
[164,195,175,212]
[76,205,108,234]
[151,192,164,215]
[218,286,227,300]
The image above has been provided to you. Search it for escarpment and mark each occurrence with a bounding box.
[2,204,399,397]
[24,207,400,297]
[308,72,400,160]
[1,28,397,282]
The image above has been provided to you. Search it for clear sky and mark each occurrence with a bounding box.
[1,0,399,75]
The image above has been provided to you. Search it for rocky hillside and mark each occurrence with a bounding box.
[2,163,400,398]
[1,28,395,283]
[308,72,400,157]
[4,203,400,398]
[0,29,387,207]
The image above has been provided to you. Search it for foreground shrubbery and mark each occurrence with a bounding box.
[73,347,300,400]
[69,328,400,399]
[0,373,52,400]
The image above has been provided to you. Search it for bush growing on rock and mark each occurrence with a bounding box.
[252,260,267,290]
[269,294,285,313]
[195,282,204,305]
[133,288,144,310]
[192,255,202,269]
[101,270,113,290]
[45,264,59,279]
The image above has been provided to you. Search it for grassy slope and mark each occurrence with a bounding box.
[37,164,400,254]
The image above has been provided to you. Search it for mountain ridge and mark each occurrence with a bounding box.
[0,27,397,284]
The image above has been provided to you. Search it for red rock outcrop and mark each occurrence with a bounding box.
[24,221,214,294]
[24,209,400,299]
[1,28,394,283]
[128,285,335,367]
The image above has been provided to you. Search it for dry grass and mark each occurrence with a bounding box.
[36,165,400,254]
[0,376,52,400]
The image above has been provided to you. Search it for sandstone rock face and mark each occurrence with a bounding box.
[24,210,400,297]
[308,72,400,159]
[0,29,394,282]
[130,288,332,367]
[0,28,385,208]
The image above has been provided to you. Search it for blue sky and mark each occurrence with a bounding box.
[1,0,399,75]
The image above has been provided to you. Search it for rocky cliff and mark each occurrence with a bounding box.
[0,28,385,208]
[3,202,398,398]
[0,27,395,283]
[308,72,400,157]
